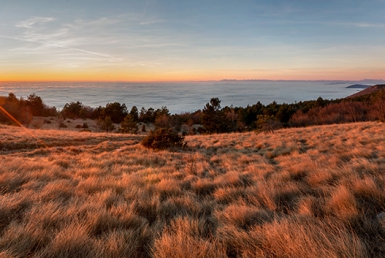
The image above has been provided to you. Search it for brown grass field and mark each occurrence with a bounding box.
[0,121,385,257]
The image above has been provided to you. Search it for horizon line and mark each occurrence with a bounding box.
[1,78,385,83]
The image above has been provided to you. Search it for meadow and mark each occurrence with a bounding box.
[0,121,385,257]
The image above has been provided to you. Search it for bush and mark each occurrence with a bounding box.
[141,128,185,150]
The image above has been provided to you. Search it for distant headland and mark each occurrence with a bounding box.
[221,79,385,84]
[346,84,370,89]
[347,84,385,98]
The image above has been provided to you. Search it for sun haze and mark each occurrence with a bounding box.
[0,0,384,82]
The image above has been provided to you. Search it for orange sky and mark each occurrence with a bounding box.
[2,67,384,82]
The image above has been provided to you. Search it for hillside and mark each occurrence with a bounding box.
[347,84,385,98]
[1,122,385,257]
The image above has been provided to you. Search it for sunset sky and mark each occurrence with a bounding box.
[1,0,385,82]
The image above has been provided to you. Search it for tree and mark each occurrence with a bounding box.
[155,106,170,117]
[7,93,17,102]
[62,101,83,119]
[242,101,264,127]
[104,102,128,123]
[202,98,229,133]
[139,107,155,123]
[225,108,238,131]
[3,93,21,122]
[27,94,45,116]
[92,106,104,120]
[120,114,138,134]
[154,114,172,129]
[98,116,115,132]
[129,106,139,122]
[79,105,94,119]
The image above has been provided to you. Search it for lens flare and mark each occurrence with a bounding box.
[0,106,47,147]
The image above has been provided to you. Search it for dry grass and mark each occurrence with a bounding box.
[1,122,385,257]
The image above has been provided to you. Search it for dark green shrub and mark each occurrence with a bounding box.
[141,128,184,150]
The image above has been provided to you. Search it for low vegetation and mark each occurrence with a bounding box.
[1,121,385,257]
[141,128,185,150]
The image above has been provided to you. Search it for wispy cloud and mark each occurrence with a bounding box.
[353,22,385,28]
[1,8,196,71]
[140,18,165,25]
[0,35,120,60]
[15,17,55,29]
[1,15,132,65]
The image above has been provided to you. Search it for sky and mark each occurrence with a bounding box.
[0,0,385,82]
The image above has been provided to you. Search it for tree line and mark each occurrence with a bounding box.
[1,87,384,133]
[0,93,56,127]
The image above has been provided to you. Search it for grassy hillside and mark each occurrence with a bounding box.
[0,122,385,257]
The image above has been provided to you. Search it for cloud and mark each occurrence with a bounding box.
[3,13,223,70]
[72,17,123,27]
[0,35,117,59]
[140,18,165,25]
[15,17,55,29]
[6,15,127,63]
[353,22,385,28]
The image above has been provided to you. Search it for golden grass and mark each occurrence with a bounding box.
[1,122,385,257]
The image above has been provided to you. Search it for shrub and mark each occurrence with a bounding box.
[141,128,184,150]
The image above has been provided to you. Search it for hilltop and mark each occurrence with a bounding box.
[0,122,384,257]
